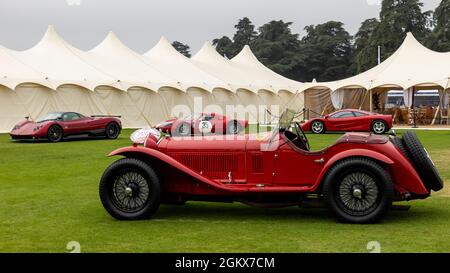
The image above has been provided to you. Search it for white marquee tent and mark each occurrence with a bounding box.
[0,26,304,132]
[302,33,450,114]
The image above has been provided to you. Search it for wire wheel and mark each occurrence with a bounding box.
[227,121,242,135]
[336,172,380,216]
[372,121,386,134]
[112,170,150,213]
[47,125,62,142]
[178,123,190,136]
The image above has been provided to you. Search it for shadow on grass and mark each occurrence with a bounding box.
[145,201,448,225]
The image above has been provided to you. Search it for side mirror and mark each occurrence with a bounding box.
[324,115,330,119]
[210,112,216,117]
[57,117,63,121]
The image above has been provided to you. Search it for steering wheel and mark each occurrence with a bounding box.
[294,122,310,151]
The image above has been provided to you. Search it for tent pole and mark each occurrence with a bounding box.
[412,86,417,128]
[369,89,373,112]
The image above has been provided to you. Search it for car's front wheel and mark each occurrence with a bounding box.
[47,125,63,142]
[323,158,393,224]
[174,122,191,136]
[311,120,325,134]
[99,158,161,220]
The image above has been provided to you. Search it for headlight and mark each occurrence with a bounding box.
[12,125,20,130]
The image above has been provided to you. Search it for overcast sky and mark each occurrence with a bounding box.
[0,0,441,53]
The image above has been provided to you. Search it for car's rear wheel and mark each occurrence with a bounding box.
[227,120,243,135]
[47,125,63,142]
[311,120,325,134]
[401,131,443,191]
[105,122,120,139]
[99,158,161,220]
[371,120,387,134]
[323,158,393,224]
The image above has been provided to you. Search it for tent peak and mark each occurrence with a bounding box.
[192,41,227,62]
[144,36,186,58]
[231,45,261,65]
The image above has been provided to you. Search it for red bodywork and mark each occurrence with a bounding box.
[10,112,121,140]
[302,109,393,132]
[109,130,430,204]
[155,113,248,135]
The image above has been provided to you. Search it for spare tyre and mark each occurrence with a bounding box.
[401,131,443,191]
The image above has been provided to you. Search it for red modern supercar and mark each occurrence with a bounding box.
[99,110,442,223]
[10,112,122,142]
[301,109,393,134]
[155,113,248,136]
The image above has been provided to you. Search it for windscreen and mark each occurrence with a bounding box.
[278,109,296,130]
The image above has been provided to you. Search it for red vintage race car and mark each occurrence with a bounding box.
[10,112,122,142]
[301,109,393,134]
[99,109,442,223]
[155,112,248,136]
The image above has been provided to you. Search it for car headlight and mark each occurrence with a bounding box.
[12,125,20,130]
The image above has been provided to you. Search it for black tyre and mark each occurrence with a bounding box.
[105,122,120,139]
[323,158,393,224]
[226,120,243,135]
[99,158,161,220]
[401,131,443,191]
[371,120,387,134]
[174,122,191,136]
[311,120,325,134]
[47,125,63,142]
[391,136,408,157]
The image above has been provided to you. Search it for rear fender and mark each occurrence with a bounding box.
[311,149,394,192]
[108,146,247,193]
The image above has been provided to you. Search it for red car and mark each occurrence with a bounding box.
[10,112,122,142]
[99,109,442,223]
[301,109,393,134]
[155,113,248,136]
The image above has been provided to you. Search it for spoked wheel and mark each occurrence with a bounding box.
[311,120,325,134]
[174,122,191,136]
[47,125,63,142]
[105,122,120,139]
[99,158,160,220]
[227,121,243,135]
[323,158,393,224]
[372,120,387,134]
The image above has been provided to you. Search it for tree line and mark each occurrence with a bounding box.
[172,0,449,83]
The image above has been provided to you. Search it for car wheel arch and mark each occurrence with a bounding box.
[312,152,394,193]
[108,147,236,192]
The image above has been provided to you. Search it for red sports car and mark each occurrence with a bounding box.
[155,112,248,136]
[301,109,393,134]
[10,112,122,142]
[99,109,442,223]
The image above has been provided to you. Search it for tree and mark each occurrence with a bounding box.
[232,17,257,55]
[213,17,257,58]
[371,0,432,61]
[297,21,353,82]
[212,36,234,58]
[172,41,191,58]
[249,20,303,80]
[426,0,450,52]
[352,18,380,73]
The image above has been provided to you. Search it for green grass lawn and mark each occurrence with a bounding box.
[0,129,449,252]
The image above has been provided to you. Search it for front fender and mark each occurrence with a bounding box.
[108,146,248,193]
[311,148,394,191]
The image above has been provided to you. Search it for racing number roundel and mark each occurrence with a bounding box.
[198,120,212,133]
